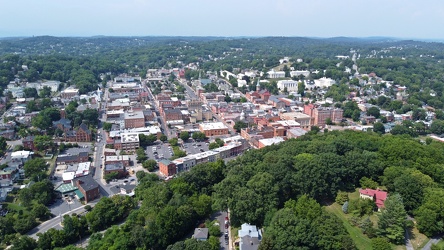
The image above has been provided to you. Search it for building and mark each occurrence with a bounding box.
[105,155,130,167]
[199,122,229,137]
[266,69,285,79]
[61,87,79,99]
[303,104,343,127]
[287,128,307,139]
[359,188,388,211]
[75,123,92,142]
[124,111,145,129]
[238,223,261,250]
[163,108,183,122]
[193,228,209,241]
[258,137,285,149]
[53,118,72,132]
[115,132,140,151]
[159,159,176,177]
[22,136,36,151]
[104,162,126,177]
[277,80,299,92]
[73,175,100,203]
[56,152,89,165]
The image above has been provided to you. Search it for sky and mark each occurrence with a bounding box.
[1,0,444,39]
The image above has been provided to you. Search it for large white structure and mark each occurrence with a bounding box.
[267,69,285,79]
[277,80,299,92]
[290,70,310,78]
[305,77,336,90]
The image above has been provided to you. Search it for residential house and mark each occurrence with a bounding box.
[22,136,36,151]
[238,223,261,250]
[193,228,209,241]
[359,188,388,211]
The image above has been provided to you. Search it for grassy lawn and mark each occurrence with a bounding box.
[411,226,429,249]
[326,203,372,250]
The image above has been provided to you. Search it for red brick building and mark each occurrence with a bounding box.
[22,136,36,151]
[303,104,343,127]
[159,159,176,177]
[73,175,100,203]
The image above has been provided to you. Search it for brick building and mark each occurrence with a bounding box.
[163,108,183,122]
[159,159,176,177]
[303,104,343,127]
[124,111,145,129]
[22,136,36,151]
[73,175,100,203]
[199,122,229,137]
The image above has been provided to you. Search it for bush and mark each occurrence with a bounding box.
[335,191,349,205]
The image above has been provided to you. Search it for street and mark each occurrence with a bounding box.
[28,200,99,239]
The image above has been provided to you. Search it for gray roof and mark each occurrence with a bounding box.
[240,235,261,250]
[74,175,98,192]
[193,228,208,239]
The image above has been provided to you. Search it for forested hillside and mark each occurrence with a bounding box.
[212,131,444,249]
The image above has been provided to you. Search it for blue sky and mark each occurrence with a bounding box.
[1,0,443,39]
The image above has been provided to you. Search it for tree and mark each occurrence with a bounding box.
[34,135,54,151]
[297,81,305,96]
[415,188,444,237]
[367,106,381,118]
[23,88,38,98]
[208,142,219,150]
[32,203,51,220]
[325,117,333,125]
[139,133,157,147]
[180,131,190,141]
[159,134,168,142]
[335,191,349,205]
[143,159,157,171]
[39,86,52,98]
[360,177,379,189]
[378,193,407,244]
[342,201,349,214]
[24,158,48,181]
[104,172,119,183]
[233,121,248,133]
[192,132,207,141]
[169,138,178,146]
[431,120,444,135]
[103,122,112,131]
[373,122,385,134]
[136,148,147,163]
[10,236,37,250]
[371,237,392,250]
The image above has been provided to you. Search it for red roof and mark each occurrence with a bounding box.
[359,188,388,208]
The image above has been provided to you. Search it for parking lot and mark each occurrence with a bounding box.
[182,141,209,155]
[145,142,173,161]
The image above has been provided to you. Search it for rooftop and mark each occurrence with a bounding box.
[74,175,99,192]
[199,122,228,130]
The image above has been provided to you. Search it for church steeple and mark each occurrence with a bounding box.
[256,78,261,92]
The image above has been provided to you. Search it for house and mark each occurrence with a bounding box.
[158,159,176,177]
[193,228,209,241]
[22,136,36,151]
[120,184,136,196]
[238,223,261,250]
[359,188,388,211]
[73,175,100,203]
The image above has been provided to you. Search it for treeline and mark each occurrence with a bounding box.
[211,130,444,247]
[7,195,136,250]
[86,160,225,250]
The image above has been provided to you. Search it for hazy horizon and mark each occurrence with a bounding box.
[2,0,444,40]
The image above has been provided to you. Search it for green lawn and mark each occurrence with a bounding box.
[326,203,373,250]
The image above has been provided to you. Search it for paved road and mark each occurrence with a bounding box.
[214,211,229,250]
[405,229,414,250]
[28,201,99,239]
[422,235,442,250]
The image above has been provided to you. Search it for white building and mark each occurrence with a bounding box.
[267,69,285,79]
[277,80,299,92]
[290,70,310,78]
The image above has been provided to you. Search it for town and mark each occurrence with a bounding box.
[1,36,444,250]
